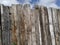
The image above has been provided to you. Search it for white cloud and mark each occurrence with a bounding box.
[40,0,55,4]
[49,3,59,8]
[22,0,60,8]
[0,0,19,6]
[0,0,31,5]
[37,0,60,8]
[0,0,60,8]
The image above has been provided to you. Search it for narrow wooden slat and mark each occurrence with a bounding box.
[16,5,23,45]
[11,5,17,45]
[57,9,60,44]
[31,9,36,45]
[1,5,4,45]
[34,7,40,45]
[40,6,49,45]
[23,4,32,45]
[0,5,2,45]
[47,8,56,45]
[39,7,45,45]
[52,9,59,45]
[44,7,52,45]
[17,5,25,45]
[1,5,11,45]
[55,9,60,45]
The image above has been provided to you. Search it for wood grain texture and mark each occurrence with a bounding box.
[0,4,60,45]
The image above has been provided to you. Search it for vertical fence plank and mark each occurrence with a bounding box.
[31,9,37,45]
[23,4,32,45]
[17,5,25,45]
[0,5,1,45]
[34,7,40,45]
[40,6,49,45]
[11,5,24,45]
[11,5,17,45]
[52,8,60,45]
[1,5,4,45]
[47,8,56,45]
[16,5,23,45]
[44,7,52,45]
[57,9,60,45]
[1,5,11,45]
[39,7,45,45]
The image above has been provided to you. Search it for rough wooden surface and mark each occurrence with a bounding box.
[0,4,60,45]
[1,5,11,45]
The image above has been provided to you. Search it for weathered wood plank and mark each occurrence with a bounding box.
[11,5,18,45]
[0,5,2,45]
[56,9,60,45]
[40,6,52,45]
[44,7,52,45]
[57,9,60,44]
[34,7,40,45]
[23,4,32,45]
[39,6,46,45]
[1,4,60,45]
[47,8,56,45]
[1,5,11,45]
[31,9,37,45]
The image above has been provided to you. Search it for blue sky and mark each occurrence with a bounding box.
[56,0,60,6]
[0,0,60,8]
[17,0,39,4]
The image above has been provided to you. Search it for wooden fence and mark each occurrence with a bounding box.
[0,4,60,45]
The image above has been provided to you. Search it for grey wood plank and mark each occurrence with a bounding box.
[1,5,11,45]
[47,8,56,45]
